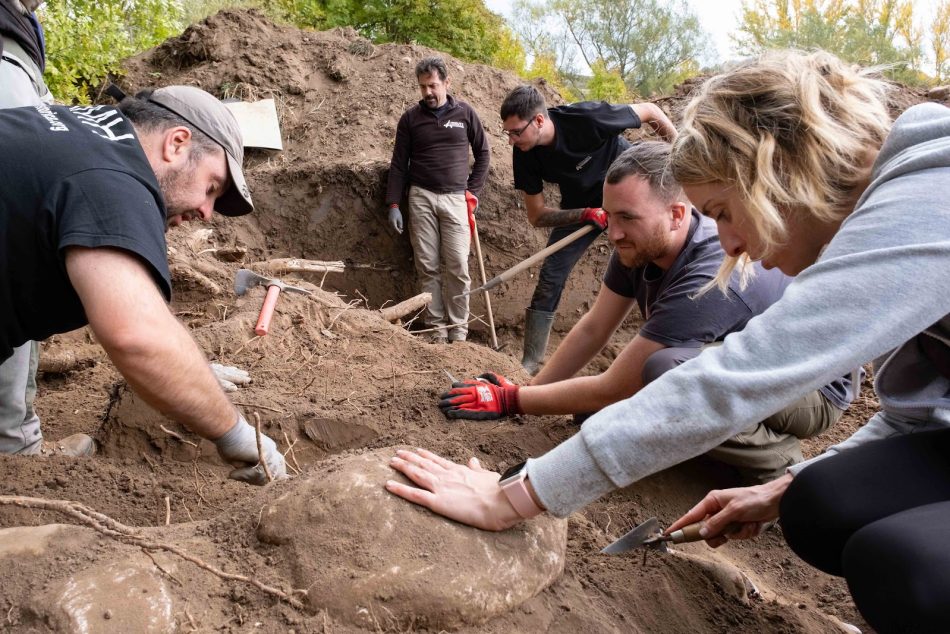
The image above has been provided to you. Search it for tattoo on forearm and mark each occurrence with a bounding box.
[534,208,585,227]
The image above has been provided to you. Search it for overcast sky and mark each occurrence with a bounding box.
[484,0,943,66]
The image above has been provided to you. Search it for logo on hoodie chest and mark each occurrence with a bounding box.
[443,120,465,130]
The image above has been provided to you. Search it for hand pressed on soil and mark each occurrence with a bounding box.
[667,473,794,547]
[386,448,522,531]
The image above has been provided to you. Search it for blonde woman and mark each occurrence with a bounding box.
[387,51,950,631]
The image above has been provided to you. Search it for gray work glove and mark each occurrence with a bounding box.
[213,414,287,485]
[388,206,404,234]
[210,363,251,392]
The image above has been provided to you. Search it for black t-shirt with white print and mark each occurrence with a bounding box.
[0,102,170,361]
[512,101,640,209]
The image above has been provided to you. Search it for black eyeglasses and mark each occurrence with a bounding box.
[502,120,532,138]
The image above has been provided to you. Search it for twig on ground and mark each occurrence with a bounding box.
[160,425,199,448]
[232,402,284,415]
[164,496,171,526]
[0,495,306,610]
[253,412,274,483]
[282,430,303,474]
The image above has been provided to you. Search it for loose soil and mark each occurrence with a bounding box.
[2,9,947,632]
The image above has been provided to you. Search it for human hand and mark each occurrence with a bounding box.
[581,207,607,231]
[387,206,404,234]
[209,362,250,392]
[213,414,288,485]
[631,103,678,141]
[439,379,521,420]
[666,473,793,547]
[386,448,522,531]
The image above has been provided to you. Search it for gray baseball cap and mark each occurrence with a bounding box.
[147,85,253,217]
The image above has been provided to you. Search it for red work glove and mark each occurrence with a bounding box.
[454,372,516,388]
[439,376,521,420]
[581,207,607,231]
[465,190,478,239]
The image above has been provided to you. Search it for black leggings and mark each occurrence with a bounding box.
[780,429,950,633]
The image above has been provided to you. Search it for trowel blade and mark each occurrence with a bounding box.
[601,517,666,554]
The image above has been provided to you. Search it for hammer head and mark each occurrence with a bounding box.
[234,269,312,296]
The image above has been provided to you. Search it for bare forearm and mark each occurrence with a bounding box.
[520,374,629,415]
[101,313,236,439]
[532,320,610,385]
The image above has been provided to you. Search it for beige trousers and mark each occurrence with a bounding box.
[708,390,844,483]
[407,186,471,337]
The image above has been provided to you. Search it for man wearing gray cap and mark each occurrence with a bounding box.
[0,85,286,484]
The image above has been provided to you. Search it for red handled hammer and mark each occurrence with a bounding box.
[234,269,313,336]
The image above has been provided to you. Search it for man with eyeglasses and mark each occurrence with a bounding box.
[385,57,490,344]
[499,85,676,373]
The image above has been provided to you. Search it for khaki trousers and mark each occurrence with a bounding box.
[642,345,844,483]
[407,186,471,337]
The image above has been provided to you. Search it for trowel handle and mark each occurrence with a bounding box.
[255,285,282,336]
[668,521,743,544]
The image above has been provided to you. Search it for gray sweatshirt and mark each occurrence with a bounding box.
[528,103,950,517]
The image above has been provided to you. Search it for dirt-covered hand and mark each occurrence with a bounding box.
[213,414,288,485]
[386,449,522,531]
[667,473,793,547]
[439,380,521,420]
[209,363,250,392]
[581,207,607,231]
[388,206,404,234]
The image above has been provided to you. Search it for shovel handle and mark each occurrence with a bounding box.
[669,521,743,544]
[255,285,282,336]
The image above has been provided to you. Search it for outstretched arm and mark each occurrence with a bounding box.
[66,246,236,439]
[630,103,677,141]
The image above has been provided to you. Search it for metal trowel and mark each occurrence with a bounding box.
[601,516,711,554]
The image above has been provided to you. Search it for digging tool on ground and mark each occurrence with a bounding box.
[469,216,499,349]
[234,269,313,336]
[601,516,741,554]
[457,224,595,298]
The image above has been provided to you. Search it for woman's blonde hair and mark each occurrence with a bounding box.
[670,50,892,288]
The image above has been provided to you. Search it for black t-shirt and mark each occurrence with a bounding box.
[0,2,43,70]
[603,210,854,409]
[512,101,640,209]
[0,103,171,361]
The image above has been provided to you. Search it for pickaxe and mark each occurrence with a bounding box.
[234,269,312,336]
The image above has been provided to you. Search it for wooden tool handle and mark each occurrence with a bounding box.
[669,521,744,543]
[255,285,281,336]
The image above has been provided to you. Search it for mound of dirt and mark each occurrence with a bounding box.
[3,8,948,633]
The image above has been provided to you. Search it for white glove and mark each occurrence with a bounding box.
[210,363,251,392]
[213,414,287,485]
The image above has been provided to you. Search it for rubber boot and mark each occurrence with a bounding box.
[521,308,555,375]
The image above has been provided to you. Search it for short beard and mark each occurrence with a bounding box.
[614,223,671,269]
[159,164,192,228]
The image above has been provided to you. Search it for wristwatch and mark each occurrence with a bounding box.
[498,460,544,519]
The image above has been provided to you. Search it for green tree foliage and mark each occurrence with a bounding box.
[41,0,184,104]
[258,0,524,70]
[932,0,950,82]
[526,52,578,101]
[586,60,627,101]
[549,0,708,97]
[735,0,925,84]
